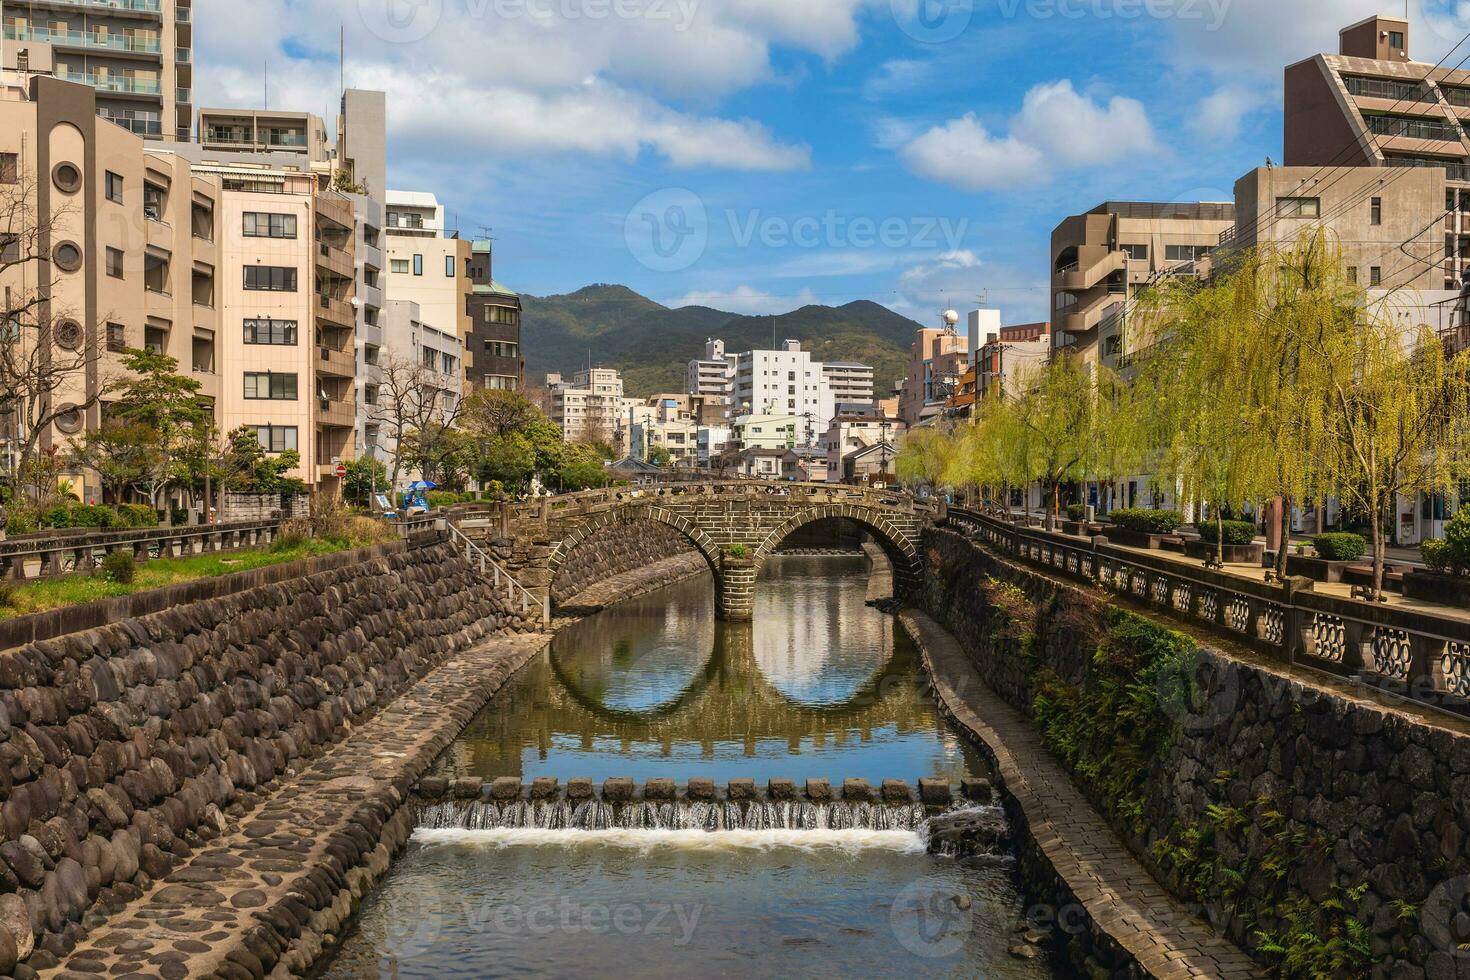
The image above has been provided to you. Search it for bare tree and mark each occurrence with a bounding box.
[0,173,115,504]
[368,355,466,489]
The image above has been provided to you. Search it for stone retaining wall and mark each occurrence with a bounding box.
[0,534,529,974]
[921,526,1470,979]
[548,520,697,606]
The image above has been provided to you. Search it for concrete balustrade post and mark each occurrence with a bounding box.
[1341,620,1370,673]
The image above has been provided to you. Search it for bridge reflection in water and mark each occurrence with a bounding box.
[433,554,984,787]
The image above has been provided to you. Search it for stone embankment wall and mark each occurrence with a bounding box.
[921,526,1470,980]
[0,534,526,974]
[548,520,698,606]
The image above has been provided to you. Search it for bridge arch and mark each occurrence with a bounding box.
[750,504,922,592]
[546,506,724,609]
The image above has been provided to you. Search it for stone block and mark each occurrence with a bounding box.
[767,778,797,801]
[881,779,912,804]
[565,777,595,801]
[685,778,717,801]
[918,778,952,807]
[961,778,993,804]
[451,778,480,800]
[529,777,559,801]
[643,778,675,801]
[415,777,448,799]
[726,778,756,802]
[843,778,873,802]
[805,779,833,802]
[602,777,635,803]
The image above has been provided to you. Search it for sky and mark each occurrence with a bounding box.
[195,0,1470,325]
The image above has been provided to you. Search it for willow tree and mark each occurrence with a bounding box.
[1006,356,1097,527]
[1313,318,1470,599]
[896,425,951,491]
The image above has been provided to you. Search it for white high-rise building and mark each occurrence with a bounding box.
[687,339,736,407]
[733,340,835,445]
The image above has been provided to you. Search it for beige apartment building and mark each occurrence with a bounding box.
[1049,201,1236,368]
[0,74,219,503]
[384,191,472,367]
[548,368,625,446]
[2,0,193,142]
[897,327,968,427]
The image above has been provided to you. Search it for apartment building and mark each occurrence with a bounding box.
[2,0,193,142]
[0,74,220,504]
[687,338,735,407]
[466,239,523,392]
[335,90,388,463]
[547,368,624,445]
[1049,201,1236,367]
[897,326,968,427]
[198,108,328,160]
[824,416,906,480]
[822,361,875,415]
[977,322,1051,399]
[384,190,472,375]
[733,340,836,442]
[628,399,698,465]
[732,413,800,451]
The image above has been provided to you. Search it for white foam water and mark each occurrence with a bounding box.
[413,826,928,855]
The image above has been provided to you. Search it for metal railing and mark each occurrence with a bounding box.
[0,520,281,583]
[444,521,547,625]
[944,507,1470,718]
[3,25,161,53]
[1363,113,1463,142]
[1344,75,1430,102]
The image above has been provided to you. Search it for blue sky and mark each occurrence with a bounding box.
[197,1,1470,324]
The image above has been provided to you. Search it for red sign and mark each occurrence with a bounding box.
[335,463,347,478]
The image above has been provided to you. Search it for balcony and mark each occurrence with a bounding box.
[175,5,190,21]
[1344,75,1430,102]
[317,293,354,327]
[175,47,190,64]
[317,344,355,379]
[4,25,161,55]
[1364,113,1464,143]
[60,72,161,96]
[1054,250,1127,291]
[315,397,355,429]
[1387,156,1470,182]
[315,241,354,280]
[176,88,191,104]
[19,0,161,14]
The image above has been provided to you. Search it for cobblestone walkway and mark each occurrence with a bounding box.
[900,610,1265,980]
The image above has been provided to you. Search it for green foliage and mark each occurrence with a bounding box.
[1198,520,1257,546]
[99,550,136,584]
[5,510,37,536]
[558,443,610,491]
[38,503,128,530]
[221,427,307,495]
[114,504,159,528]
[647,445,673,467]
[425,490,476,508]
[342,458,389,507]
[1108,508,1185,534]
[727,543,748,559]
[1422,507,1470,575]
[476,432,539,490]
[1314,532,1368,563]
[1066,504,1087,522]
[1254,885,1371,979]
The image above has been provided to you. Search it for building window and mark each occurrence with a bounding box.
[243,212,298,238]
[413,254,423,276]
[1389,31,1405,49]
[105,172,124,204]
[1276,197,1321,218]
[106,322,127,352]
[1120,243,1148,260]
[445,255,455,277]
[1371,197,1382,226]
[0,235,17,264]
[244,318,298,345]
[243,372,298,400]
[243,266,298,291]
[1370,266,1382,286]
[390,258,410,274]
[253,425,298,453]
[0,154,17,184]
[1347,266,1358,284]
[1165,244,1213,262]
[106,247,124,279]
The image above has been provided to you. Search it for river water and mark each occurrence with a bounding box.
[315,554,1058,979]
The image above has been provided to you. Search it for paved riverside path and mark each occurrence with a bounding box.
[900,610,1265,980]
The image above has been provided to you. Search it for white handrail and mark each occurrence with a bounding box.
[443,520,548,626]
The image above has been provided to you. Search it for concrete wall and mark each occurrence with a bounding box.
[218,492,308,522]
[0,533,526,971]
[921,526,1470,979]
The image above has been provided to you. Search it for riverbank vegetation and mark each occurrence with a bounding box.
[899,234,1470,599]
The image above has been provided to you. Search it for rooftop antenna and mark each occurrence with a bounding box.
[263,60,269,110]
[976,290,989,307]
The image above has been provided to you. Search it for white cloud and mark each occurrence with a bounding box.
[892,250,1049,324]
[195,0,837,173]
[1190,86,1269,142]
[863,59,933,100]
[897,81,1155,192]
[669,285,821,314]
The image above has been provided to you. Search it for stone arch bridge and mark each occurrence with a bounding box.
[455,482,943,620]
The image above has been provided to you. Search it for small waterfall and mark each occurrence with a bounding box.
[418,798,937,835]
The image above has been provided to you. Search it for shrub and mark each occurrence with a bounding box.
[5,510,37,536]
[1108,509,1185,534]
[38,505,73,530]
[1314,532,1368,562]
[727,543,749,559]
[115,504,159,528]
[309,494,350,541]
[425,490,468,509]
[69,504,118,529]
[99,550,136,584]
[1422,508,1470,576]
[1066,504,1087,522]
[0,579,15,609]
[1197,520,1257,546]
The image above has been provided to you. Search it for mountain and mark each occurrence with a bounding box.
[520,285,922,398]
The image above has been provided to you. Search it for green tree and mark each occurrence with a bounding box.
[221,426,306,494]
[67,422,160,506]
[648,444,673,467]
[460,388,565,483]
[107,349,210,524]
[476,432,537,490]
[1008,356,1100,526]
[558,443,610,491]
[343,457,389,508]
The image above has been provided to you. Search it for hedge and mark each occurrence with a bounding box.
[1197,520,1257,546]
[1108,509,1185,534]
[1422,508,1470,576]
[1314,532,1368,562]
[1066,504,1087,522]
